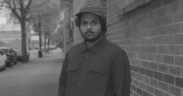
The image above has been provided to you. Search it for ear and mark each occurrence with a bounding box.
[75,17,79,27]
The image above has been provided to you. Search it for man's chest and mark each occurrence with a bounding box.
[66,51,113,90]
[68,51,113,73]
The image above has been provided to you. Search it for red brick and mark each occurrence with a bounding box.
[154,71,163,80]
[163,55,174,64]
[151,37,162,45]
[134,93,140,96]
[146,69,153,77]
[149,62,158,71]
[168,1,179,14]
[162,35,174,45]
[182,67,183,77]
[149,0,163,9]
[163,74,175,84]
[142,61,149,68]
[139,29,149,37]
[174,11,183,23]
[161,0,176,5]
[169,66,181,76]
[142,76,149,84]
[133,73,138,80]
[166,24,181,34]
[146,54,154,61]
[158,46,168,54]
[163,93,172,96]
[154,88,164,96]
[169,85,181,96]
[175,77,183,88]
[151,24,180,36]
[135,86,143,95]
[174,34,183,44]
[154,7,169,17]
[181,23,183,33]
[150,79,157,87]
[158,64,168,73]
[168,45,181,55]
[158,81,169,91]
[146,85,154,94]
[133,79,139,86]
[175,56,183,66]
[146,46,157,53]
[158,15,173,26]
[154,54,163,62]
[180,45,183,55]
[139,53,146,60]
[137,81,146,90]
[136,72,143,81]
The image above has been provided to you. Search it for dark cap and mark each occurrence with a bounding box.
[75,5,106,19]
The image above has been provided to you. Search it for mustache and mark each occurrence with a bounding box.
[85,31,95,34]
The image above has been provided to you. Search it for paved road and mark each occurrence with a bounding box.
[0,48,64,96]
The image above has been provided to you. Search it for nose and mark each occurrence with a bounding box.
[86,24,92,30]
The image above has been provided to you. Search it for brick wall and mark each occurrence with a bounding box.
[107,0,183,96]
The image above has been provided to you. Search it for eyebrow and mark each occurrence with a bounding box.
[80,19,98,22]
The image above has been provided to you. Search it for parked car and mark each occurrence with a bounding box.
[0,47,9,54]
[0,50,7,71]
[5,48,17,67]
[0,47,18,67]
[14,48,23,62]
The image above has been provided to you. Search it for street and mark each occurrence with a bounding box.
[0,48,64,96]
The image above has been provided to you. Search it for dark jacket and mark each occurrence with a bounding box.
[59,38,131,96]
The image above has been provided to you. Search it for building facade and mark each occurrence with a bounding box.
[107,0,183,96]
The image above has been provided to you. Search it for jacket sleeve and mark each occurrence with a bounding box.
[111,50,131,96]
[58,53,69,96]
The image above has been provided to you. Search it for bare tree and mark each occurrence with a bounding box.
[1,0,33,62]
[0,0,60,59]
[30,0,60,54]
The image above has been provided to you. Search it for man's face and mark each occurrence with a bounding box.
[79,13,102,42]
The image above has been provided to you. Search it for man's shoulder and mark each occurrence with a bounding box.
[105,40,122,50]
[105,40,127,55]
[67,42,83,53]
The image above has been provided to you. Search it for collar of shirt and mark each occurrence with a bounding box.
[81,37,107,54]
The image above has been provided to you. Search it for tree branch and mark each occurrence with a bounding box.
[26,0,33,10]
[3,0,21,21]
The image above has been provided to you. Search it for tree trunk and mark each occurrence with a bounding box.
[48,38,51,51]
[38,18,42,50]
[21,18,29,62]
[44,34,47,50]
[38,16,43,57]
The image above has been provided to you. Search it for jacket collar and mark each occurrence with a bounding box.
[81,37,107,54]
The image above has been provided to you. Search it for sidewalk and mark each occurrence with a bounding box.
[0,48,65,96]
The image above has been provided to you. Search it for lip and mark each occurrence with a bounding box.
[86,35,94,38]
[86,32,93,35]
[85,32,94,35]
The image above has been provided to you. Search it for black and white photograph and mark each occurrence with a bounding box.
[0,0,182,96]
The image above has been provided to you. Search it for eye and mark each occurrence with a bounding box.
[91,21,99,25]
[80,21,87,26]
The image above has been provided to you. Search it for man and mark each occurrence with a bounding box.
[59,5,131,96]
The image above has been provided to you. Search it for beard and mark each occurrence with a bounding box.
[81,31,103,42]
